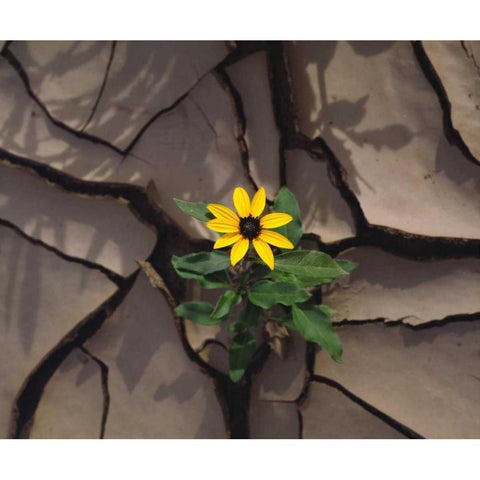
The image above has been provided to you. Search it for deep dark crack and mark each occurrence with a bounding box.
[294,137,480,259]
[3,40,479,440]
[0,144,273,438]
[297,408,304,439]
[10,274,136,438]
[213,341,270,439]
[214,67,262,195]
[310,375,424,439]
[0,215,126,288]
[266,41,299,187]
[1,41,11,54]
[218,41,269,70]
[195,338,228,355]
[334,312,480,330]
[298,134,368,232]
[263,41,480,260]
[1,47,124,156]
[305,224,480,261]
[0,147,208,301]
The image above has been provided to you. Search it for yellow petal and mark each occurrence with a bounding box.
[213,232,242,249]
[207,203,240,223]
[258,230,294,249]
[233,187,251,218]
[230,238,250,266]
[207,219,240,233]
[250,187,266,217]
[253,238,274,270]
[260,212,293,229]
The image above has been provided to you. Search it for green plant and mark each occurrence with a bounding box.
[172,186,357,382]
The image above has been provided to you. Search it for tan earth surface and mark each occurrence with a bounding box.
[0,41,478,438]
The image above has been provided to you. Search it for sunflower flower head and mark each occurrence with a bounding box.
[206,186,294,269]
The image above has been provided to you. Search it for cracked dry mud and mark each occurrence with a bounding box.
[0,41,478,439]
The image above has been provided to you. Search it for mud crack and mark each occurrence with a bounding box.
[310,375,424,439]
[0,215,125,288]
[10,275,136,438]
[78,346,110,439]
[1,47,124,155]
[80,41,117,132]
[214,66,262,195]
[412,41,480,167]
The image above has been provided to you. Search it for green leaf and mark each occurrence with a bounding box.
[172,251,230,276]
[211,290,242,319]
[255,255,357,288]
[226,322,238,333]
[175,302,224,325]
[171,252,231,288]
[272,186,303,247]
[248,280,311,309]
[274,250,350,284]
[270,313,296,331]
[228,332,256,382]
[227,302,261,333]
[266,270,321,288]
[291,304,343,362]
[248,264,271,283]
[174,199,214,222]
[197,270,231,289]
[239,301,261,327]
[336,259,358,274]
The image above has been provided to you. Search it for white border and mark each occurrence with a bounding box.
[2,439,480,479]
[3,0,480,40]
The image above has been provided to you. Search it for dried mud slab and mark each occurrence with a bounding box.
[7,42,229,150]
[185,320,223,353]
[118,73,254,240]
[251,331,306,402]
[181,282,264,375]
[227,51,281,198]
[314,322,480,438]
[9,41,114,131]
[29,349,105,438]
[2,40,478,440]
[322,247,480,325]
[0,225,117,437]
[301,382,406,439]
[0,162,156,275]
[197,341,229,375]
[287,41,480,239]
[0,54,253,240]
[0,56,123,180]
[286,149,355,242]
[250,399,299,439]
[422,41,480,163]
[182,280,225,359]
[81,41,229,149]
[82,274,226,438]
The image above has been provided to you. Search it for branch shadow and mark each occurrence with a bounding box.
[0,41,248,241]
[8,41,113,130]
[290,41,414,198]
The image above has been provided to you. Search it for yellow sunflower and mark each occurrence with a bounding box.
[206,186,294,270]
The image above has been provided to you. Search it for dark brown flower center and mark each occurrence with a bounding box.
[239,215,261,240]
